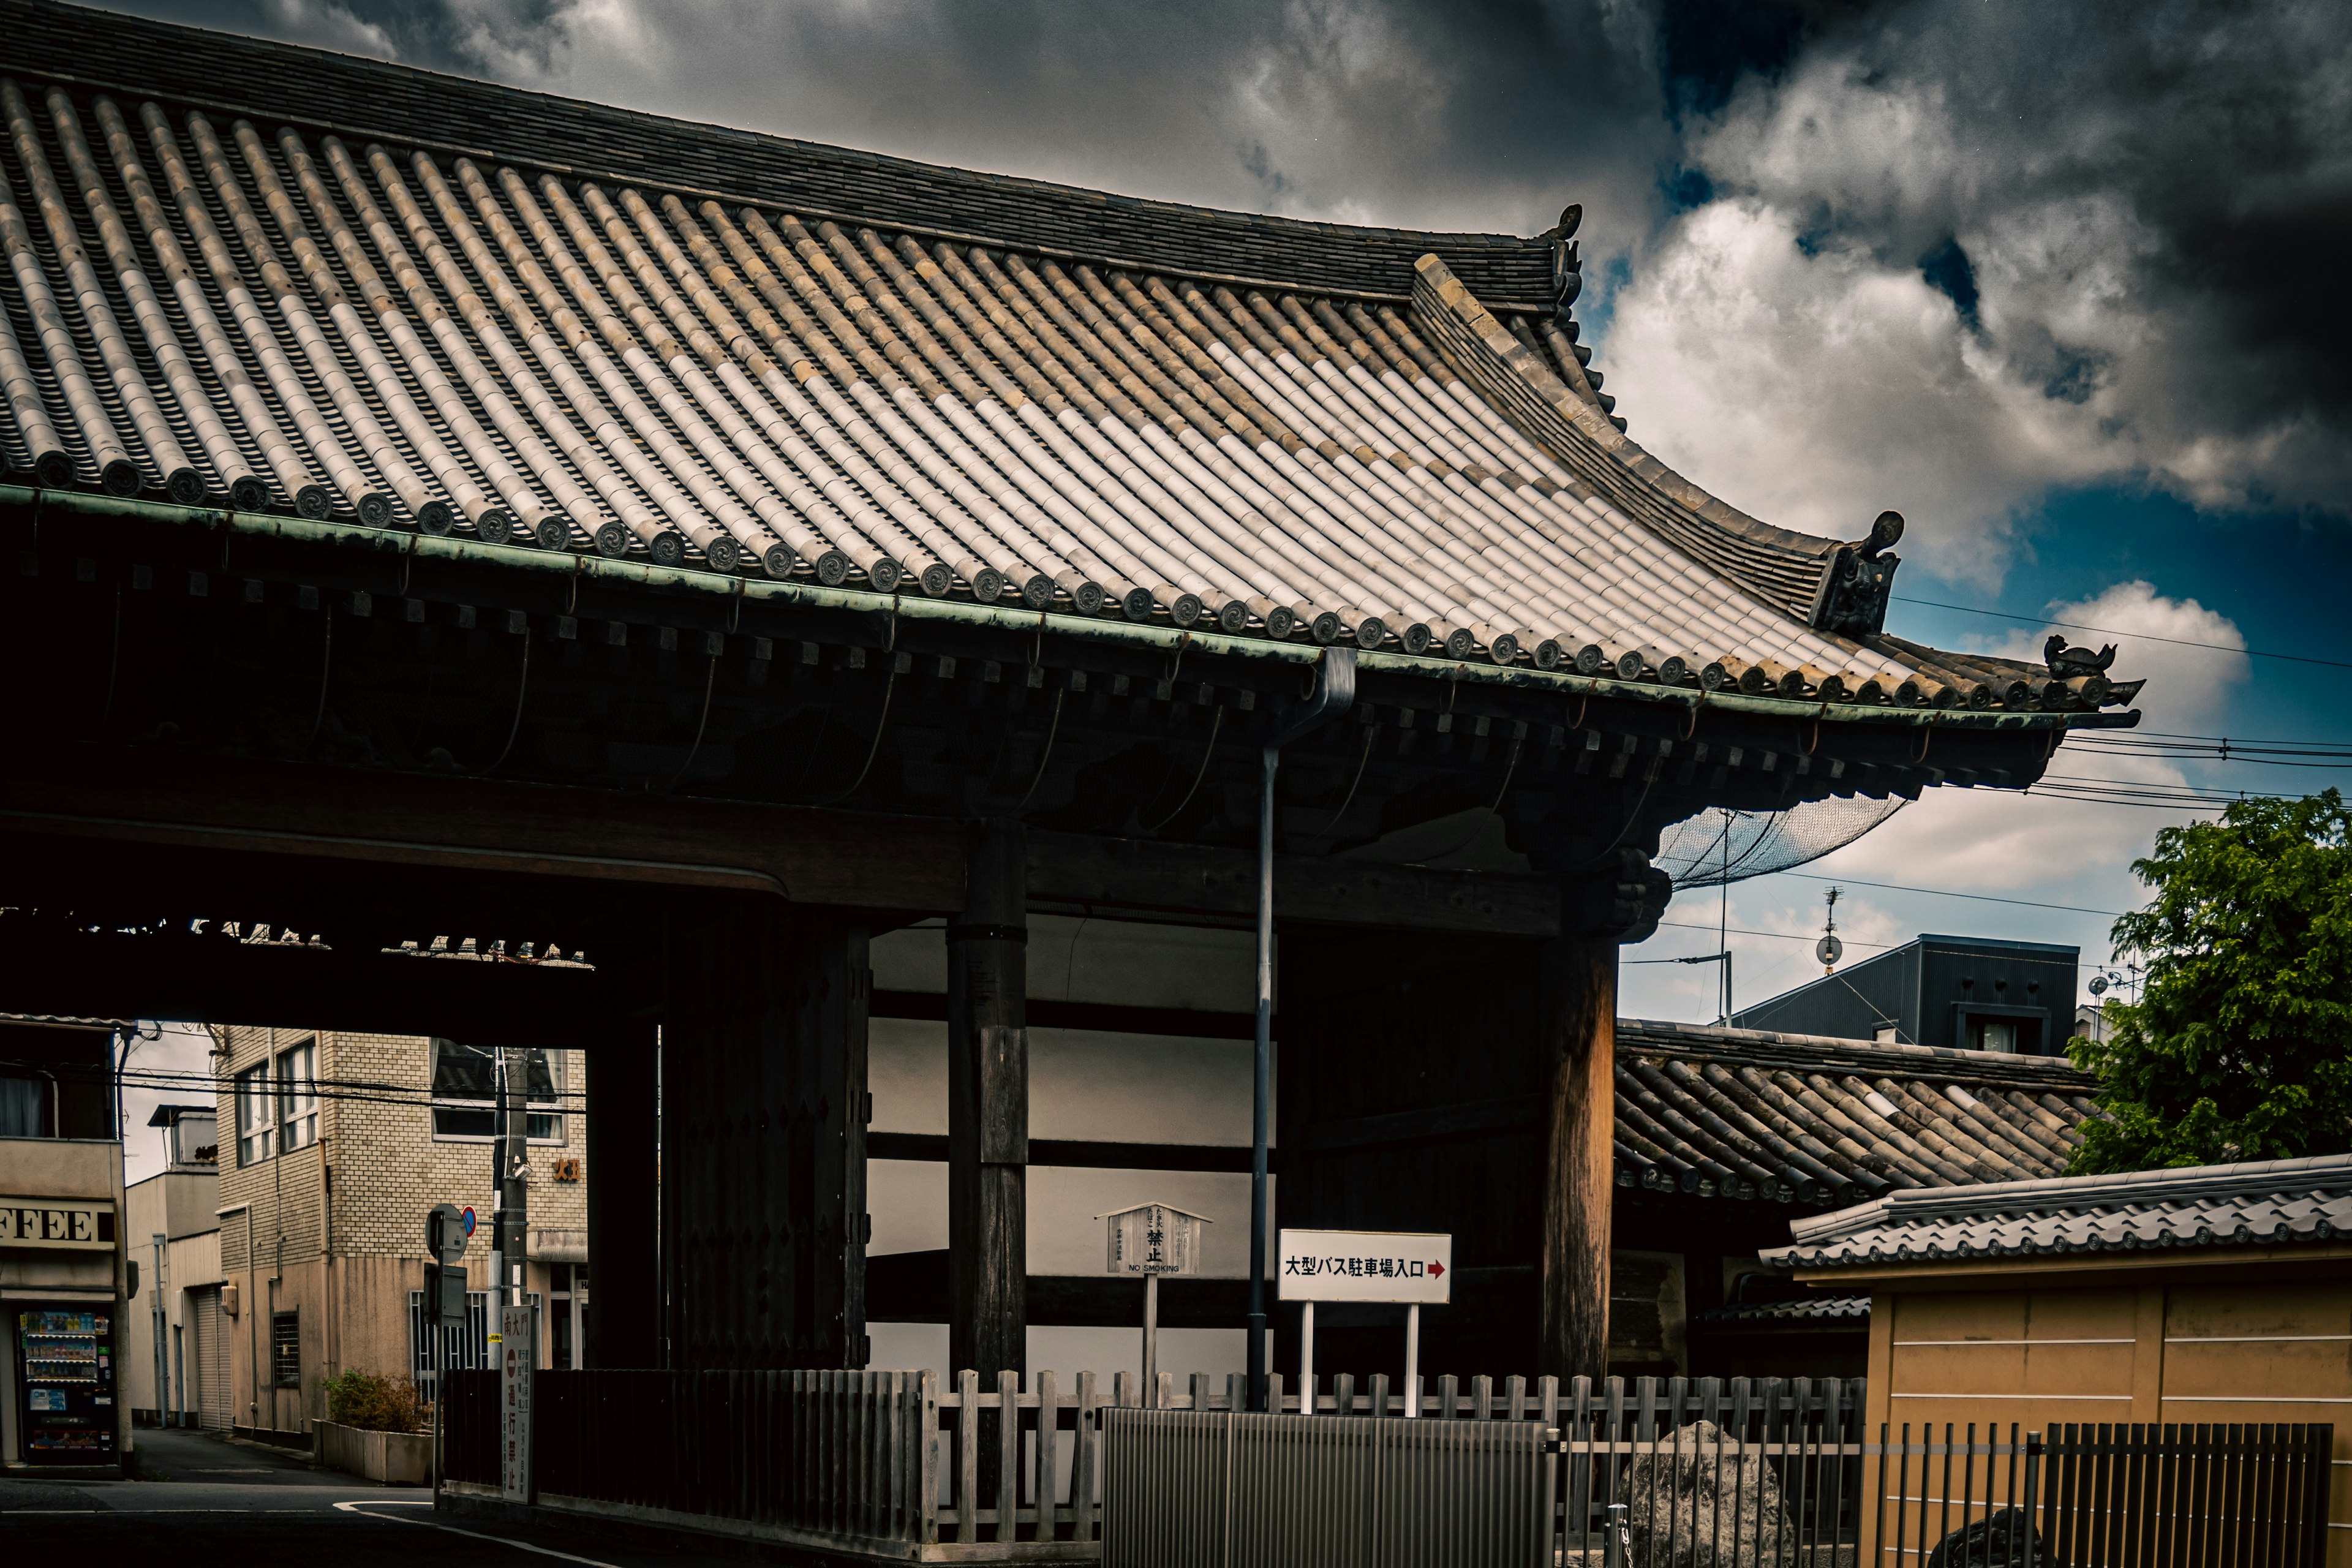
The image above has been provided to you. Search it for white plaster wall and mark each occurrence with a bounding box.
[867,1321,1251,1392]
[870,1018,1259,1147]
[867,1160,1272,1278]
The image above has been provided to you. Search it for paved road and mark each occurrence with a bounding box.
[0,1429,747,1566]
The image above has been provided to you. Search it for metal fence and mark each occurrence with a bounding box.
[1103,1408,1556,1568]
[1874,1422,2334,1568]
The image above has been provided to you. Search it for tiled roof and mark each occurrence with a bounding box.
[0,0,2138,712]
[1690,1294,1871,1326]
[1764,1153,2352,1270]
[1613,1020,2096,1206]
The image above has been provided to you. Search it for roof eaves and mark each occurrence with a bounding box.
[13,486,2134,733]
[1779,1152,2352,1259]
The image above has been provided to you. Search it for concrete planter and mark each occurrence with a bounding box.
[317,1420,429,1485]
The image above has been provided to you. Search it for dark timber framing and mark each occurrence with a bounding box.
[948,819,1028,1385]
[0,442,2124,1387]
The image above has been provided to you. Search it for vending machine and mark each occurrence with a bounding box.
[13,1305,118,1463]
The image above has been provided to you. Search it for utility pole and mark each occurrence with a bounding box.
[494,1049,530,1311]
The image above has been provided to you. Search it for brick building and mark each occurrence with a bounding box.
[211,1027,589,1444]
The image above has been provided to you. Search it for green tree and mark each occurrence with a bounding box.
[2068,790,2352,1174]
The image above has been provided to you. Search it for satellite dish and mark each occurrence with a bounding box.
[2088,975,2108,997]
[1815,934,1844,967]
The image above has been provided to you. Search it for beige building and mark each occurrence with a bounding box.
[2,1016,132,1472]
[212,1028,590,1443]
[123,1105,227,1430]
[1769,1153,2352,1566]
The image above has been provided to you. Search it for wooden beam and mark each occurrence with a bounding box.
[0,745,965,912]
[869,1132,1255,1174]
[1539,934,1618,1382]
[1297,1096,1541,1153]
[0,918,642,1050]
[948,818,1027,1385]
[872,989,1254,1041]
[1028,829,1561,935]
[2,746,1561,934]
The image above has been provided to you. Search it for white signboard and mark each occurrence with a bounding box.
[1278,1228,1450,1304]
[0,1198,116,1250]
[1102,1202,1208,1276]
[498,1303,533,1502]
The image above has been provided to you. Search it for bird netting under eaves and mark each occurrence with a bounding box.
[1654,796,1907,890]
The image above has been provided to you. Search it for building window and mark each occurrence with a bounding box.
[0,1073,47,1138]
[1969,1016,2019,1054]
[277,1041,318,1152]
[235,1065,274,1165]
[271,1311,301,1388]
[431,1041,565,1143]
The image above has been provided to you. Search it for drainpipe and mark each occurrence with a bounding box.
[218,1202,255,1434]
[1248,647,1356,1412]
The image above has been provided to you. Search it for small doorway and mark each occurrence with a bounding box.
[549,1264,589,1369]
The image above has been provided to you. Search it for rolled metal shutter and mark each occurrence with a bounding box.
[190,1286,232,1431]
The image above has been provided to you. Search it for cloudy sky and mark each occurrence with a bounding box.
[91,0,2350,1147]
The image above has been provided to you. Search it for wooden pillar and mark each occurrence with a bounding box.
[948,818,1026,1384]
[662,895,869,1369]
[1539,933,1617,1382]
[585,1028,661,1368]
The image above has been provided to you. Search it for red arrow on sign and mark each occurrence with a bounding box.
[1427,1261,1445,1278]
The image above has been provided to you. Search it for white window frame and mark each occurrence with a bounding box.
[234,1065,273,1166]
[276,1040,318,1152]
[429,1041,567,1145]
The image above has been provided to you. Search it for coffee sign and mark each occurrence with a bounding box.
[0,1198,118,1250]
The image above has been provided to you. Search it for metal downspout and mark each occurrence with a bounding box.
[1248,647,1355,1412]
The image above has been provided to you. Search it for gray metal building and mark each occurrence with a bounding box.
[1730,935,2079,1055]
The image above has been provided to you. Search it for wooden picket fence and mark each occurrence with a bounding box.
[443,1369,1868,1560]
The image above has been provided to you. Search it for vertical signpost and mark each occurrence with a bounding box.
[424,1203,468,1493]
[1101,1202,1209,1404]
[499,1300,533,1503]
[1278,1228,1450,1417]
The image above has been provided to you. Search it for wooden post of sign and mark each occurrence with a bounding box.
[1300,1300,1315,1416]
[1143,1273,1158,1405]
[950,817,1027,1516]
[1539,933,1618,1383]
[1404,1303,1420,1419]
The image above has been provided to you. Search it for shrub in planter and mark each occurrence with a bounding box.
[323,1369,423,1433]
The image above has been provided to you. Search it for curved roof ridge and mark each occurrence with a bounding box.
[1409,254,1874,631]
[0,0,1555,309]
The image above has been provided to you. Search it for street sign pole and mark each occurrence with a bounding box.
[424,1203,467,1497]
[1276,1227,1449,1422]
[1142,1273,1158,1405]
[1404,1304,1420,1420]
[1300,1300,1315,1416]
[1102,1202,1208,1412]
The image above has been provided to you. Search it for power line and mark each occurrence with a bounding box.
[1768,872,2124,919]
[1654,919,1893,951]
[1891,597,2347,669]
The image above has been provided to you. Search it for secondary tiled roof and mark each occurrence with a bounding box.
[1765,1153,2352,1270]
[1690,1295,1871,1326]
[0,1,2138,713]
[1614,1020,2096,1206]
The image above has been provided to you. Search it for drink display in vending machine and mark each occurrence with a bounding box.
[15,1306,118,1462]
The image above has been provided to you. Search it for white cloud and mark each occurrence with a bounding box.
[1804,581,2249,902]
[257,0,399,57]
[1597,4,2352,587]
